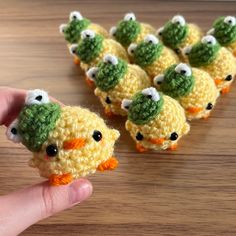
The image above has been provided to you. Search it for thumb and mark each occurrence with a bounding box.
[0,179,92,236]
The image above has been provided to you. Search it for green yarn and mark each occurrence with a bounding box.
[95,59,128,92]
[161,21,188,49]
[64,18,91,44]
[18,103,61,152]
[160,64,195,98]
[213,16,236,46]
[133,41,164,67]
[76,34,104,63]
[188,41,221,67]
[128,91,164,125]
[115,20,141,47]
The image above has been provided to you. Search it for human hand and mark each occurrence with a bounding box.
[0,87,93,236]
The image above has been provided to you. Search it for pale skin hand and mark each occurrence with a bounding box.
[0,87,93,236]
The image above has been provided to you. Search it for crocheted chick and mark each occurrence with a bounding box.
[122,87,190,152]
[69,29,129,71]
[127,34,179,78]
[86,54,151,116]
[109,12,155,48]
[153,63,219,120]
[207,16,236,57]
[59,11,109,65]
[157,15,203,56]
[6,90,120,186]
[183,35,236,94]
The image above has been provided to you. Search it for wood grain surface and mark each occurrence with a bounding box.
[0,0,236,235]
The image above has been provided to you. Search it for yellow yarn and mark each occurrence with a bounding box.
[197,47,236,91]
[134,23,156,45]
[29,106,120,179]
[144,47,179,78]
[95,64,151,116]
[88,23,109,38]
[80,39,129,71]
[178,68,219,120]
[125,95,190,151]
[227,40,236,57]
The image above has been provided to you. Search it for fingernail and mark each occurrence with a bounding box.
[69,179,93,205]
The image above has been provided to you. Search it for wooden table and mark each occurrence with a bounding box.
[0,0,236,235]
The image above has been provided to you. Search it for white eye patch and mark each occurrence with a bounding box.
[127,43,137,55]
[25,89,50,105]
[224,16,236,26]
[103,54,118,65]
[182,46,192,55]
[153,74,165,86]
[6,119,22,143]
[201,35,217,45]
[81,29,95,40]
[69,11,83,21]
[109,26,117,36]
[59,24,67,34]
[124,12,136,21]
[141,87,160,102]
[144,34,159,44]
[86,67,99,81]
[69,44,78,55]
[171,15,186,26]
[121,99,133,111]
[175,63,192,76]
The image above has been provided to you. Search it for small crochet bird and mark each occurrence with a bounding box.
[127,34,179,78]
[86,54,151,116]
[109,12,155,48]
[6,90,120,186]
[122,87,190,152]
[207,16,236,57]
[59,11,109,65]
[153,63,219,120]
[157,15,203,56]
[69,29,129,71]
[183,35,236,94]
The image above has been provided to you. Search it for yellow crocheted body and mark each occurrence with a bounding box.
[134,23,156,45]
[179,24,203,49]
[227,40,236,57]
[178,68,219,120]
[88,23,109,38]
[144,47,179,78]
[198,47,236,91]
[95,64,151,116]
[125,95,190,151]
[80,39,129,71]
[29,106,120,179]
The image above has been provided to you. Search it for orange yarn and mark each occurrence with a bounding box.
[221,86,230,94]
[167,143,178,151]
[186,107,203,114]
[214,78,222,86]
[148,138,165,145]
[63,138,86,150]
[74,57,80,65]
[136,143,147,153]
[97,157,119,171]
[49,173,73,186]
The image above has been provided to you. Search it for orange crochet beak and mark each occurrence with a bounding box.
[186,107,203,114]
[148,137,165,145]
[214,78,222,86]
[63,138,86,150]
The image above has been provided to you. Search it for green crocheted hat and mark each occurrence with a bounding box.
[113,13,141,47]
[132,35,164,67]
[188,35,221,67]
[156,64,195,98]
[160,15,188,49]
[74,30,103,63]
[8,90,61,152]
[212,16,236,46]
[60,11,91,44]
[126,87,164,125]
[94,55,128,92]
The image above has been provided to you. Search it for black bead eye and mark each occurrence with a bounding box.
[206,103,213,110]
[11,127,17,135]
[170,132,178,141]
[136,132,144,141]
[92,130,102,142]
[35,95,42,101]
[225,75,232,81]
[105,96,112,104]
[46,144,58,157]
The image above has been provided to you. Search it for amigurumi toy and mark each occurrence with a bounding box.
[6,89,120,186]
[157,15,203,56]
[109,12,155,48]
[127,34,179,78]
[183,35,236,94]
[207,16,236,57]
[69,29,129,71]
[153,63,219,120]
[59,11,109,65]
[86,54,151,116]
[122,87,190,152]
